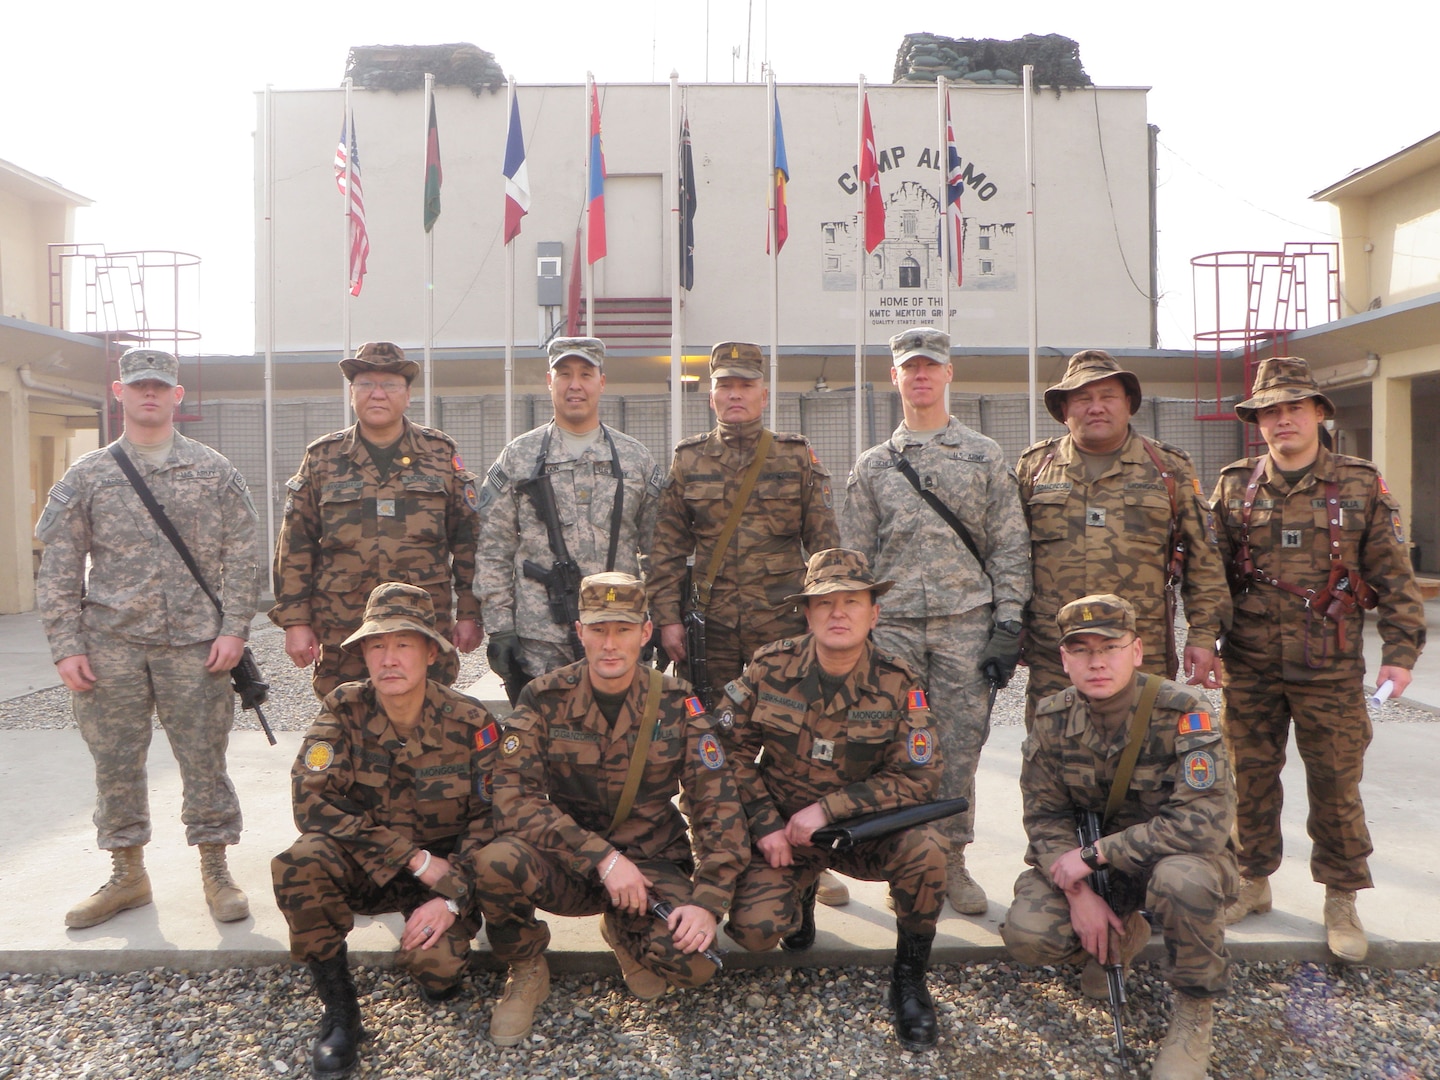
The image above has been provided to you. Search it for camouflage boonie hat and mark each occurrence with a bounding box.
[890,326,950,367]
[578,572,649,625]
[785,547,895,604]
[339,341,420,383]
[118,348,180,387]
[1234,356,1335,423]
[1057,593,1137,643]
[710,341,764,380]
[1043,349,1142,423]
[341,581,455,654]
[548,336,606,370]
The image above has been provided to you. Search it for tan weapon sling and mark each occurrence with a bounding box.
[1102,672,1163,825]
[607,667,665,834]
[693,429,774,611]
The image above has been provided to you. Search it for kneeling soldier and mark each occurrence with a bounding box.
[721,549,949,1051]
[272,583,500,1078]
[1002,594,1238,1079]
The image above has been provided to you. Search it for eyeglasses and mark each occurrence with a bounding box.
[353,379,407,395]
[1060,638,1133,661]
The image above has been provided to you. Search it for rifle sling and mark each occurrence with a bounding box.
[890,442,983,565]
[530,422,626,573]
[695,429,774,611]
[1103,672,1162,826]
[608,667,664,835]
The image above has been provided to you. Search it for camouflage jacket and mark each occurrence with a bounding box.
[35,434,261,662]
[493,662,748,917]
[1021,675,1236,879]
[648,422,839,628]
[842,417,1032,622]
[475,421,661,641]
[1016,429,1231,659]
[289,679,500,907]
[270,418,480,640]
[1211,447,1425,679]
[719,635,941,839]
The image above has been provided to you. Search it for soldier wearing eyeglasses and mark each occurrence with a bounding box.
[272,342,483,698]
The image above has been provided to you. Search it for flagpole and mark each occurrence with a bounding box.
[423,73,435,427]
[938,76,951,414]
[853,77,866,465]
[342,77,353,426]
[766,69,778,430]
[263,84,277,558]
[669,72,683,448]
[1023,63,1038,444]
[584,72,596,337]
[505,77,517,443]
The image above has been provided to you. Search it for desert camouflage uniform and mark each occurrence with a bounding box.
[35,434,260,848]
[475,422,661,676]
[719,635,948,947]
[842,416,1032,843]
[1212,448,1425,889]
[1017,430,1230,712]
[474,662,747,987]
[1003,675,1239,997]
[271,417,480,696]
[649,420,838,686]
[271,680,500,993]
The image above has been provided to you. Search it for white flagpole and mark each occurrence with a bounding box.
[342,77,353,425]
[669,72,683,448]
[853,77,866,464]
[423,72,435,427]
[584,72,596,338]
[505,77,517,443]
[766,70,778,430]
[1023,63,1038,444]
[263,84,277,557]
[938,76,951,414]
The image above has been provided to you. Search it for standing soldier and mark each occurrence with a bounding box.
[1017,350,1230,723]
[473,573,747,1045]
[843,327,1031,915]
[1212,357,1425,962]
[476,337,661,700]
[271,341,482,698]
[35,347,260,928]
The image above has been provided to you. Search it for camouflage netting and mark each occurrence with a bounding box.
[343,43,506,96]
[892,33,1091,94]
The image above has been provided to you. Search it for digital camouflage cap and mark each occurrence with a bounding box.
[1043,349,1142,424]
[1056,593,1137,643]
[785,547,895,604]
[710,341,764,380]
[1234,356,1335,423]
[339,341,421,383]
[118,348,180,387]
[578,571,649,624]
[340,580,456,654]
[548,336,606,370]
[889,326,950,367]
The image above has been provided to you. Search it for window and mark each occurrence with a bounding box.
[980,260,994,275]
[824,225,837,244]
[825,256,841,271]
[902,211,918,238]
[978,235,991,251]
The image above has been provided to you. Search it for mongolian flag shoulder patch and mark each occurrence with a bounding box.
[1178,712,1213,735]
[476,722,500,752]
[908,689,928,711]
[685,696,706,718]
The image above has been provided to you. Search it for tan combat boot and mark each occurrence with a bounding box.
[1323,887,1368,962]
[199,843,250,922]
[65,846,152,928]
[1081,910,1151,1000]
[816,868,850,907]
[490,955,551,1046]
[600,913,668,1000]
[1223,875,1271,925]
[1152,994,1214,1080]
[946,847,988,915]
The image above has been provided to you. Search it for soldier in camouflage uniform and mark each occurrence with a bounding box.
[476,337,661,692]
[843,327,1032,916]
[271,341,482,698]
[1211,357,1425,963]
[35,348,260,929]
[721,549,949,1052]
[1017,350,1231,722]
[1003,594,1238,1080]
[473,572,747,1046]
[272,582,500,1079]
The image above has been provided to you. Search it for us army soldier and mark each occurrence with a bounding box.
[271,341,482,697]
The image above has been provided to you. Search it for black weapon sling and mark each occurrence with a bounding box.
[532,421,626,572]
[889,440,984,565]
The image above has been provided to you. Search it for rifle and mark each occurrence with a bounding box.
[517,473,585,662]
[231,647,277,745]
[1076,809,1130,1070]
[683,608,714,711]
[649,896,725,970]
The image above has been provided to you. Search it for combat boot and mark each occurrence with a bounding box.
[1151,993,1213,1080]
[1223,875,1271,925]
[199,843,250,922]
[600,913,667,1000]
[65,846,152,928]
[1323,887,1368,962]
[816,868,850,907]
[780,882,818,952]
[889,927,938,1051]
[308,946,363,1078]
[946,847,988,915]
[1081,910,1150,1000]
[489,954,550,1046]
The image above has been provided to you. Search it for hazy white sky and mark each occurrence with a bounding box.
[4,0,1433,354]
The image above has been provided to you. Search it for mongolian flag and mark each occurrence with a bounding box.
[859,93,886,253]
[587,83,607,264]
[768,95,790,254]
[423,95,442,233]
[503,90,530,244]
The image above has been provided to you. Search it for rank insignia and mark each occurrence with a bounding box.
[1183,750,1216,790]
[684,696,705,718]
[305,742,335,772]
[811,738,835,762]
[476,722,499,751]
[698,733,725,769]
[452,452,465,471]
[908,728,934,764]
[1178,712,1212,735]
[501,733,522,757]
[1085,507,1106,527]
[377,498,396,517]
[908,689,928,711]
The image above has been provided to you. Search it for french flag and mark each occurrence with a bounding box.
[503,91,530,244]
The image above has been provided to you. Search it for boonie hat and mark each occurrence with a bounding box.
[889,327,950,367]
[118,348,180,387]
[341,581,455,654]
[785,548,895,604]
[710,341,765,381]
[548,336,606,370]
[339,341,420,383]
[1234,356,1335,423]
[578,572,648,625]
[1057,593,1137,643]
[1043,349,1142,424]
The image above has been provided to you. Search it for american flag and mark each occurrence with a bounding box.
[334,111,370,297]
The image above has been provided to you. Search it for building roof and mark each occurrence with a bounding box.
[0,158,92,207]
[1311,129,1440,202]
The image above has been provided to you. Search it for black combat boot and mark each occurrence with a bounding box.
[780,882,819,952]
[889,927,938,1051]
[308,946,363,1078]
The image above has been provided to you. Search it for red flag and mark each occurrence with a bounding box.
[334,109,369,296]
[423,95,442,233]
[860,94,885,254]
[587,84,607,264]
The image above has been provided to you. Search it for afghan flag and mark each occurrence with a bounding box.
[503,90,530,244]
[768,96,789,255]
[423,95,442,233]
[860,93,885,254]
[587,83,607,264]
[679,107,696,290]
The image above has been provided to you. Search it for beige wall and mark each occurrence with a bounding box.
[1329,156,1440,314]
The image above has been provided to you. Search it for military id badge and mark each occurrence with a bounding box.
[377,498,396,517]
[811,738,835,762]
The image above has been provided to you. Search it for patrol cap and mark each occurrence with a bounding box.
[710,341,765,381]
[1234,356,1335,423]
[339,341,420,383]
[1043,349,1142,424]
[1057,593,1137,643]
[578,571,649,625]
[548,336,606,370]
[889,326,950,367]
[118,348,180,387]
[340,581,456,655]
[785,547,895,604]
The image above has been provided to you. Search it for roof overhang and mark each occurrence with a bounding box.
[1311,130,1440,202]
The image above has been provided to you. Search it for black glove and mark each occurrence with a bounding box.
[486,631,522,680]
[643,623,670,673]
[978,620,1023,689]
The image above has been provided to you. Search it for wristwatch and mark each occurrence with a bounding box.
[444,897,461,916]
[1079,843,1103,871]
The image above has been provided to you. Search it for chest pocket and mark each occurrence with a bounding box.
[1127,757,1174,818]
[1025,488,1072,543]
[413,764,472,806]
[1124,492,1172,534]
[642,722,687,787]
[683,479,727,526]
[549,735,603,810]
[754,470,803,537]
[318,484,366,549]
[842,717,894,781]
[752,701,807,768]
[401,474,448,541]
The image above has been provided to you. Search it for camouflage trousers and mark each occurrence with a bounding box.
[704,607,806,693]
[1221,665,1374,890]
[72,636,242,849]
[1002,854,1238,998]
[473,837,720,989]
[726,824,948,950]
[312,632,460,699]
[873,608,992,845]
[272,833,481,993]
